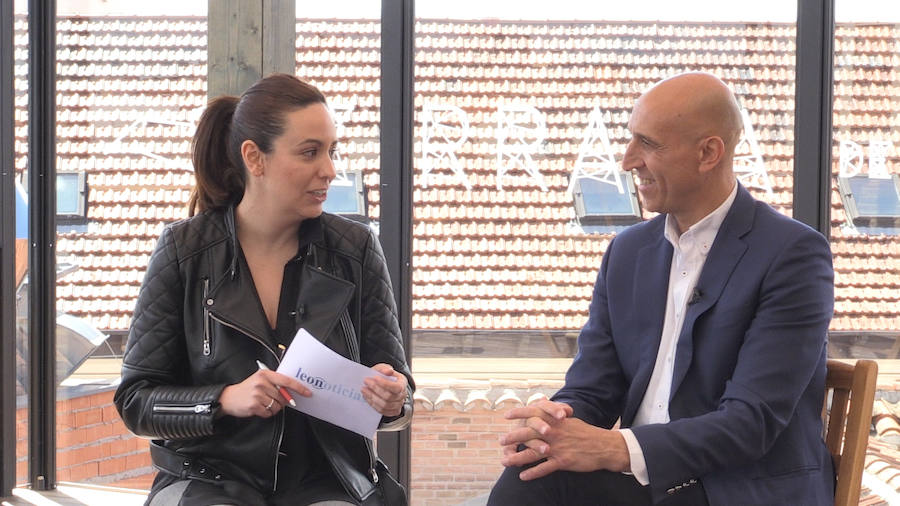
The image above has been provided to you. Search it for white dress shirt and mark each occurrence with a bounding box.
[619,183,738,485]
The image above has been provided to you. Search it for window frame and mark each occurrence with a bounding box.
[571,174,643,228]
[837,174,900,229]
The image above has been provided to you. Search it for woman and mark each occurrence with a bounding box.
[114,73,413,506]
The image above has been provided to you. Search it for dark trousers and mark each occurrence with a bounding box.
[146,469,356,506]
[488,465,709,506]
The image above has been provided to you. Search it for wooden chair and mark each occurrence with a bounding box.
[823,359,878,506]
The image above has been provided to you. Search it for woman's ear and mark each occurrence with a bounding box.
[241,140,265,177]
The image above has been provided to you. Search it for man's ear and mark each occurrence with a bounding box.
[697,136,725,173]
[241,140,265,177]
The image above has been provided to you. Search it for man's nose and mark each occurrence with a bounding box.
[622,140,639,172]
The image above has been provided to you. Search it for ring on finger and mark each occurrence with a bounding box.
[265,398,275,411]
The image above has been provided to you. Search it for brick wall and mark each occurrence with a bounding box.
[409,408,510,505]
[15,388,153,486]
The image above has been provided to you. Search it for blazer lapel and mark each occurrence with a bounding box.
[622,225,673,426]
[669,185,755,398]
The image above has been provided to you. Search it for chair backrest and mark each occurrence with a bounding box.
[823,359,878,506]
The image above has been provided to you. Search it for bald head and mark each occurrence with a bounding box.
[637,72,744,158]
[623,72,743,232]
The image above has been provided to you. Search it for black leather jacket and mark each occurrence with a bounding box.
[114,206,413,503]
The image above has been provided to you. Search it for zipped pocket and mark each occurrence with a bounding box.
[153,403,212,415]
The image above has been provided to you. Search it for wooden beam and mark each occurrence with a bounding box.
[207,0,295,98]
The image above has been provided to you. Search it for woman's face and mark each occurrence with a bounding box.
[246,103,339,221]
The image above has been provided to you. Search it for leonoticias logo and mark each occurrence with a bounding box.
[296,367,366,403]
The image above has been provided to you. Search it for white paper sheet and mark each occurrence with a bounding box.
[276,328,384,439]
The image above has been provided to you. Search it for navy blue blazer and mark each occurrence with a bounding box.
[553,185,835,505]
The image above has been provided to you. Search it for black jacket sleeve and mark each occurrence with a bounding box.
[114,226,226,440]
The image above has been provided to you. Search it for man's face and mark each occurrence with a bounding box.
[622,92,704,228]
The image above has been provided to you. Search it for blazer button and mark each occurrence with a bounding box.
[206,298,214,306]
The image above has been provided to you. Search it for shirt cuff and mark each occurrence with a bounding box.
[619,428,649,486]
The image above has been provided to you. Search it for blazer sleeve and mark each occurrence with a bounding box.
[631,226,834,501]
[551,236,628,429]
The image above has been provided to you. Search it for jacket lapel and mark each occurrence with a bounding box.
[295,263,355,349]
[622,224,673,426]
[207,207,355,353]
[669,185,754,398]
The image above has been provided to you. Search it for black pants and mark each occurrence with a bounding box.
[488,465,709,506]
[145,469,356,506]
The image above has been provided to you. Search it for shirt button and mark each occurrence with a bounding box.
[657,403,663,410]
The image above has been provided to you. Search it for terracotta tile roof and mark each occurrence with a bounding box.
[10,16,900,337]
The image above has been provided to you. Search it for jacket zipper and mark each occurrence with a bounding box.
[207,311,284,493]
[338,311,378,485]
[202,278,211,356]
[153,403,212,414]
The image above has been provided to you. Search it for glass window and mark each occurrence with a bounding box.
[323,171,368,222]
[56,171,88,223]
[572,176,642,231]
[831,1,900,358]
[296,1,381,227]
[410,1,798,503]
[13,2,29,486]
[836,175,900,234]
[411,1,797,362]
[52,0,208,489]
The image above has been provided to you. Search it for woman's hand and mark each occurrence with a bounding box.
[361,363,408,417]
[219,369,311,418]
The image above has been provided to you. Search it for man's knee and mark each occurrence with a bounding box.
[488,466,554,506]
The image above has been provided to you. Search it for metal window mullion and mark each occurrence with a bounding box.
[379,0,414,491]
[27,0,56,490]
[1,0,17,495]
[793,0,835,237]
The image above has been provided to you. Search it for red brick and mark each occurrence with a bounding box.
[16,460,27,483]
[126,450,152,470]
[68,461,99,482]
[98,455,128,476]
[57,428,86,448]
[74,407,104,427]
[91,390,115,407]
[55,466,71,482]
[57,411,78,431]
[102,404,120,422]
[68,395,92,410]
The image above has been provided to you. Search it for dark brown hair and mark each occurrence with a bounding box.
[188,73,327,215]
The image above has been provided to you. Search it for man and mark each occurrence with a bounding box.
[488,73,835,505]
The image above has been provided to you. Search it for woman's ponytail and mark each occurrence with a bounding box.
[188,95,244,216]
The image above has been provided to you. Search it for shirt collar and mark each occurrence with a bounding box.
[664,181,738,253]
